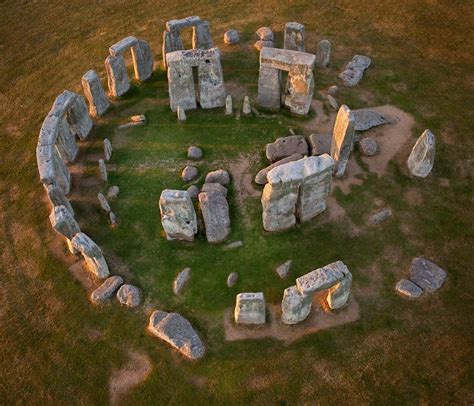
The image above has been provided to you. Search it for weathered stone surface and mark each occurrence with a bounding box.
[55,116,78,163]
[187,146,202,160]
[234,292,266,324]
[45,183,74,215]
[328,85,339,95]
[159,189,197,241]
[227,272,238,287]
[173,267,191,295]
[132,39,154,81]
[276,260,292,279]
[242,96,251,115]
[49,205,80,239]
[37,142,71,194]
[224,29,239,44]
[407,130,435,178]
[326,270,352,309]
[369,208,392,224]
[192,20,213,49]
[81,70,110,116]
[177,105,187,121]
[182,165,198,182]
[107,185,120,199]
[104,138,112,161]
[98,192,111,213]
[410,258,446,293]
[315,39,331,68]
[254,40,274,51]
[62,93,93,141]
[255,153,303,185]
[71,233,109,279]
[105,54,130,97]
[308,133,331,156]
[199,186,230,243]
[284,22,305,52]
[98,159,107,182]
[331,105,355,178]
[266,136,308,162]
[359,137,379,156]
[201,182,227,196]
[339,55,372,87]
[225,94,233,115]
[205,169,230,185]
[296,261,349,295]
[91,275,124,304]
[257,65,280,110]
[256,27,274,42]
[187,185,200,199]
[395,279,423,298]
[353,108,389,131]
[117,284,141,307]
[281,285,312,324]
[225,240,243,249]
[109,36,139,56]
[166,16,201,31]
[327,94,339,110]
[148,310,206,360]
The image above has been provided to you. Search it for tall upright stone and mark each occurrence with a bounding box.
[103,138,112,161]
[331,105,355,178]
[407,130,435,178]
[81,70,110,116]
[71,232,110,279]
[315,39,331,68]
[284,22,305,52]
[159,189,197,241]
[49,205,80,239]
[105,54,130,97]
[281,286,313,324]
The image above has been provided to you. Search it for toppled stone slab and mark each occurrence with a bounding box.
[315,39,331,68]
[173,267,191,295]
[395,279,423,298]
[225,240,243,249]
[148,310,206,360]
[182,165,198,182]
[91,275,124,304]
[339,55,371,87]
[117,284,141,307]
[284,22,305,52]
[276,260,292,279]
[296,261,348,295]
[407,130,435,178]
[45,183,74,215]
[71,232,110,279]
[369,208,392,224]
[205,169,230,185]
[49,205,80,239]
[266,136,308,162]
[227,272,238,287]
[159,189,197,241]
[359,137,379,156]
[353,108,389,131]
[177,105,186,122]
[255,153,303,185]
[327,94,339,110]
[256,27,274,42]
[187,146,202,160]
[199,185,230,243]
[224,29,239,44]
[410,258,446,293]
[234,292,266,324]
[308,133,331,156]
[281,285,312,324]
[97,192,111,213]
[81,70,110,117]
[331,105,355,178]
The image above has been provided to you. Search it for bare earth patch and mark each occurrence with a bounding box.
[109,350,152,406]
[224,296,359,345]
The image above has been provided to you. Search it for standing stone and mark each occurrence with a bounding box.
[192,20,213,49]
[107,185,120,199]
[177,105,187,122]
[187,185,200,200]
[225,94,233,115]
[254,40,274,51]
[66,93,93,141]
[234,292,266,324]
[339,55,372,87]
[159,189,197,241]
[284,22,305,52]
[242,96,251,115]
[308,133,332,156]
[71,232,110,279]
[256,27,274,42]
[266,135,308,162]
[103,138,112,161]
[315,39,331,68]
[328,85,339,95]
[187,146,202,160]
[105,54,130,97]
[327,94,339,110]
[257,65,281,110]
[181,165,198,182]
[116,284,141,307]
[148,310,206,360]
[173,267,191,295]
[326,269,352,309]
[395,279,423,298]
[91,275,124,304]
[198,185,230,243]
[49,205,80,239]
[109,212,118,227]
[276,260,292,279]
[98,159,108,182]
[410,258,446,293]
[45,183,74,215]
[331,105,355,178]
[97,193,111,213]
[205,169,230,185]
[281,285,313,324]
[255,153,304,185]
[81,70,110,116]
[55,116,78,163]
[227,272,238,287]
[132,39,154,81]
[407,130,435,178]
[224,29,240,44]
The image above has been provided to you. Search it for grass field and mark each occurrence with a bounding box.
[1,1,473,404]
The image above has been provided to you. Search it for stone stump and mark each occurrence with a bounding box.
[159,189,197,241]
[234,292,266,324]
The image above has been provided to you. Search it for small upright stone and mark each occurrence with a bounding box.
[227,272,238,287]
[173,267,191,295]
[359,138,379,156]
[98,159,107,182]
[117,284,141,307]
[256,27,274,42]
[315,39,331,68]
[103,138,112,161]
[276,260,292,279]
[97,192,111,213]
[395,279,423,298]
[177,105,186,122]
[182,166,199,182]
[242,96,251,115]
[187,146,203,160]
[107,186,120,199]
[327,94,339,110]
[90,275,124,304]
[224,29,240,45]
[234,292,266,325]
[284,22,305,52]
[187,185,200,200]
[109,212,118,226]
[407,130,435,178]
[410,258,446,293]
[205,169,230,185]
[254,40,274,51]
[225,94,233,115]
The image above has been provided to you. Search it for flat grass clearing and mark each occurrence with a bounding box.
[1,1,473,404]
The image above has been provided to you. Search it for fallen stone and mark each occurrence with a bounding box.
[255,153,303,185]
[199,186,230,243]
[173,267,191,295]
[369,208,392,224]
[254,40,274,51]
[224,29,240,44]
[182,165,199,182]
[91,275,124,304]
[131,115,146,123]
[256,27,274,41]
[266,135,308,162]
[159,190,197,241]
[327,94,339,110]
[225,94,233,115]
[410,258,446,293]
[205,169,230,185]
[107,185,120,199]
[104,138,112,161]
[353,108,389,131]
[308,133,331,156]
[395,279,423,298]
[148,310,206,360]
[225,241,243,249]
[315,39,331,68]
[281,285,312,324]
[117,121,144,130]
[227,272,238,287]
[187,185,200,199]
[234,292,266,324]
[328,85,339,95]
[276,260,292,279]
[97,192,111,213]
[359,137,379,156]
[201,182,227,196]
[187,146,202,160]
[117,284,141,307]
[98,159,107,182]
[177,105,187,122]
[339,55,372,87]
[407,130,435,178]
[242,96,251,115]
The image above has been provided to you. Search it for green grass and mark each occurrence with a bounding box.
[1,0,473,404]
